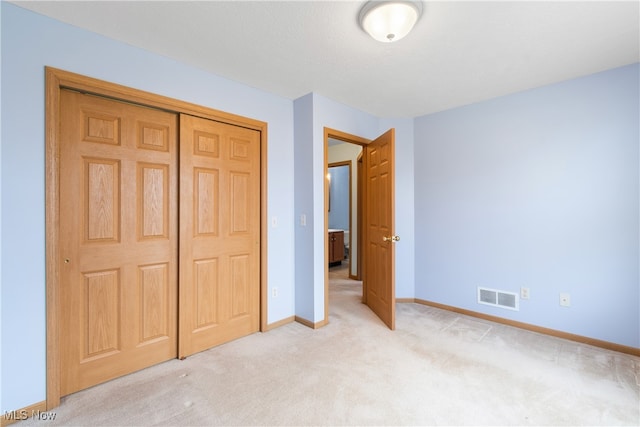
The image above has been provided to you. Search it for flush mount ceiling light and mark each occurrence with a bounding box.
[358,0,423,43]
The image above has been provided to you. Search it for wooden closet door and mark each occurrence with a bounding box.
[179,114,261,358]
[59,90,178,395]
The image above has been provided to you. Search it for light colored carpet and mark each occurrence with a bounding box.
[27,263,640,426]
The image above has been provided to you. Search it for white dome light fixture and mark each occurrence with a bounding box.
[358,0,423,43]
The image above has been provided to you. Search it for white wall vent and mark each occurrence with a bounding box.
[477,287,519,311]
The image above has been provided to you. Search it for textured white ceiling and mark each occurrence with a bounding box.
[11,0,640,118]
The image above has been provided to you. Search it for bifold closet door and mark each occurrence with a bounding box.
[178,114,261,358]
[59,90,178,395]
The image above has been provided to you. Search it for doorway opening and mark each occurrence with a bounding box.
[323,127,397,330]
[323,128,368,322]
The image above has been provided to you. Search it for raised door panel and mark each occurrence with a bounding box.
[139,263,170,343]
[84,269,121,359]
[194,258,220,329]
[230,254,250,318]
[230,172,250,234]
[85,159,120,242]
[138,164,169,239]
[194,168,220,236]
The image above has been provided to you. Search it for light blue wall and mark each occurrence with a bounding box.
[328,165,350,231]
[1,3,296,412]
[380,118,416,299]
[293,94,315,321]
[414,64,640,347]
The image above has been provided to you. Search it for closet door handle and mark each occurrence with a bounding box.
[383,235,400,242]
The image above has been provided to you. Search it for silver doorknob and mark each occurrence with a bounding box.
[383,235,400,242]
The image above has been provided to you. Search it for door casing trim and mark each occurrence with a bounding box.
[45,67,268,408]
[328,160,353,272]
[323,128,370,325]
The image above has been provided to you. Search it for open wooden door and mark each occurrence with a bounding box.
[362,129,397,330]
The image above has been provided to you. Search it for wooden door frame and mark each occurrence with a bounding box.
[45,67,269,408]
[323,128,370,323]
[356,151,363,282]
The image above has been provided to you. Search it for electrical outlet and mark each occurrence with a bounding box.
[272,287,278,298]
[300,214,307,226]
[559,293,571,307]
[271,216,278,228]
[520,287,530,300]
